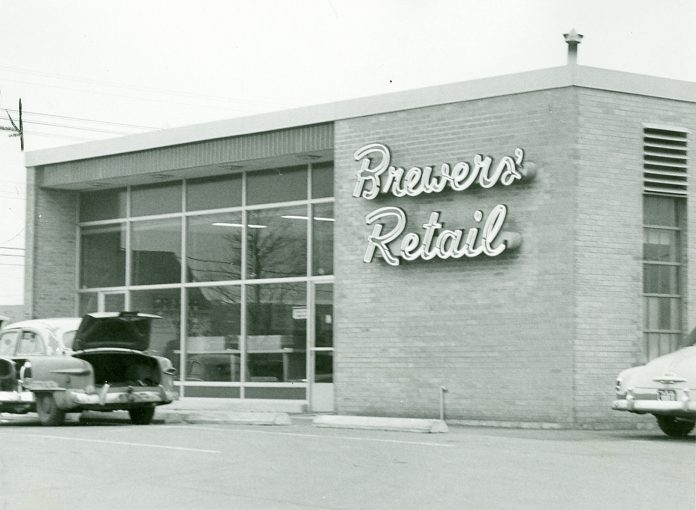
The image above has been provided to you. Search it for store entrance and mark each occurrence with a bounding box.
[310,283,334,412]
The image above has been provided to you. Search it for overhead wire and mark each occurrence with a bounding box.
[0,63,292,108]
[8,119,139,135]
[4,108,157,130]
[0,228,25,245]
[1,75,272,113]
[5,129,98,142]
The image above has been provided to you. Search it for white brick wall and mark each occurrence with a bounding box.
[335,89,577,424]
[574,89,696,427]
[27,178,78,319]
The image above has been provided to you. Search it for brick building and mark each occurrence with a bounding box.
[23,40,696,428]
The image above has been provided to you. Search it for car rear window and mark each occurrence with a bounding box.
[0,330,18,355]
[16,331,44,356]
[62,331,76,350]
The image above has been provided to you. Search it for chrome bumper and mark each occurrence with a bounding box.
[63,385,178,408]
[0,390,34,404]
[613,387,696,414]
[0,387,177,409]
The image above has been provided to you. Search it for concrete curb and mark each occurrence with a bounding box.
[313,415,448,433]
[160,410,291,425]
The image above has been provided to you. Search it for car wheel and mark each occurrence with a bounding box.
[35,393,66,426]
[656,415,695,437]
[128,406,156,425]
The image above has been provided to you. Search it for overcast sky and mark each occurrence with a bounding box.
[0,0,695,305]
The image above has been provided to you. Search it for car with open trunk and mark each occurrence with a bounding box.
[0,311,178,425]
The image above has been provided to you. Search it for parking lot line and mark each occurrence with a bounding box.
[0,432,221,454]
[161,425,455,448]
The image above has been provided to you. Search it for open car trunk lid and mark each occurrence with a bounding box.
[73,312,161,352]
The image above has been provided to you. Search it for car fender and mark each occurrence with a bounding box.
[615,365,645,394]
[22,355,95,393]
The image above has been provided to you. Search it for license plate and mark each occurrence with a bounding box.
[657,389,677,401]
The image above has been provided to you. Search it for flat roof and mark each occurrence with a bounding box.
[25,64,696,168]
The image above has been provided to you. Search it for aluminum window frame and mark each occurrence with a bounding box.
[76,163,335,399]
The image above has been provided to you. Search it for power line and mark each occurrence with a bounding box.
[4,118,135,135]
[0,228,25,245]
[13,128,99,142]
[0,63,291,108]
[1,119,122,138]
[4,108,157,130]
[1,76,272,114]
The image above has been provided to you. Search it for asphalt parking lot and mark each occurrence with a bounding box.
[0,413,693,510]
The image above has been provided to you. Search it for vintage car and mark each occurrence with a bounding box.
[0,312,178,426]
[613,332,696,437]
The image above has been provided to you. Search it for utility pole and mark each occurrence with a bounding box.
[1,98,24,151]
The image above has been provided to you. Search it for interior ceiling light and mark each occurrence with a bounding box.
[281,215,335,222]
[212,222,266,229]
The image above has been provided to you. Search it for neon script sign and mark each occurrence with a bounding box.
[353,143,535,266]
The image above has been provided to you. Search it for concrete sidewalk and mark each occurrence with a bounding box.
[79,397,449,433]
[80,397,301,426]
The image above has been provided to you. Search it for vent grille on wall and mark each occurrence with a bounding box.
[643,126,688,196]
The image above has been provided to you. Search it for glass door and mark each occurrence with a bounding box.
[310,283,334,412]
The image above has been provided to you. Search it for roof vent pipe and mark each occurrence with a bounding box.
[563,28,583,66]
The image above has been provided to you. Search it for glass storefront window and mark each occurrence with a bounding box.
[186,286,241,382]
[187,213,242,282]
[314,351,333,383]
[314,283,333,383]
[80,224,126,288]
[131,288,181,368]
[78,162,333,397]
[246,282,306,382]
[315,284,333,348]
[131,182,182,217]
[247,206,308,279]
[131,218,182,285]
[80,188,127,222]
[78,293,98,315]
[187,174,242,211]
[246,166,307,205]
[312,162,333,198]
[312,203,334,276]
